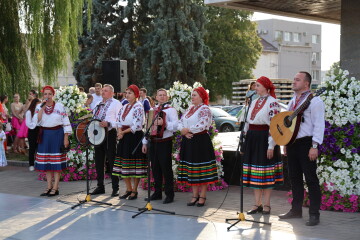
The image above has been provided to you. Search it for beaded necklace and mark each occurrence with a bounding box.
[44,102,55,115]
[250,96,268,120]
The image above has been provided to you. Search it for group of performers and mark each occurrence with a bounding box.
[30,70,324,226]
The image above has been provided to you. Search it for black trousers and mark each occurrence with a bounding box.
[287,136,321,216]
[94,129,119,190]
[28,127,39,167]
[149,139,174,198]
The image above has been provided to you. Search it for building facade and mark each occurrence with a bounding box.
[255,19,322,86]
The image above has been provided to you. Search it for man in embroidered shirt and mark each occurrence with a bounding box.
[279,71,325,226]
[142,89,178,204]
[91,84,122,197]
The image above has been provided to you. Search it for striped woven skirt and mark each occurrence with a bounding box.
[35,128,67,172]
[178,133,218,186]
[242,128,283,189]
[113,131,147,178]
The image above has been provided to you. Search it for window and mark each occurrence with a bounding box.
[312,52,320,61]
[284,32,291,42]
[293,32,301,42]
[275,31,283,41]
[312,34,320,44]
[311,70,320,81]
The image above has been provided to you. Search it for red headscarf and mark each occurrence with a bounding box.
[194,87,209,105]
[127,84,140,98]
[256,76,276,99]
[41,85,55,95]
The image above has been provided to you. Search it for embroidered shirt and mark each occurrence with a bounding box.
[244,96,280,149]
[116,101,144,133]
[287,94,325,144]
[93,98,122,131]
[35,102,72,134]
[178,104,212,133]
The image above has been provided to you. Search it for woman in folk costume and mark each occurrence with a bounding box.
[35,86,72,197]
[113,84,146,200]
[178,87,218,207]
[242,76,283,215]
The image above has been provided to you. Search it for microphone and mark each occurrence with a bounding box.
[40,98,48,108]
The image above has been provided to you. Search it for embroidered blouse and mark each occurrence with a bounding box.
[178,104,212,133]
[244,95,280,150]
[287,94,325,144]
[116,101,144,133]
[93,98,122,131]
[142,104,178,144]
[35,102,72,134]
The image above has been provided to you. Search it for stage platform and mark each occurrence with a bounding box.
[1,166,359,240]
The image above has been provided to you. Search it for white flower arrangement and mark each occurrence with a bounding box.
[168,81,209,114]
[55,85,87,114]
[321,69,360,126]
[317,68,360,197]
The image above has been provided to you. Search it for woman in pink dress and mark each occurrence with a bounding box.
[11,94,24,153]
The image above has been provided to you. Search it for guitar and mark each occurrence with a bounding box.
[270,87,326,146]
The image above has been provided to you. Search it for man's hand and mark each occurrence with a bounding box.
[100,121,108,128]
[308,148,318,161]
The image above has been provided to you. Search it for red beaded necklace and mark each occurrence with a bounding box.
[250,96,268,120]
[122,103,134,121]
[185,104,203,118]
[44,102,55,115]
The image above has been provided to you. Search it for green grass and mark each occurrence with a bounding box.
[6,151,29,161]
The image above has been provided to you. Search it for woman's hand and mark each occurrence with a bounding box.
[64,135,69,148]
[117,129,124,140]
[180,128,190,136]
[142,145,147,154]
[185,132,193,139]
[267,149,274,159]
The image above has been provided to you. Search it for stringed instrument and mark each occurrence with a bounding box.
[270,87,326,146]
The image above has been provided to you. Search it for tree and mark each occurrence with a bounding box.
[74,0,126,88]
[202,6,262,99]
[0,0,89,99]
[137,0,211,93]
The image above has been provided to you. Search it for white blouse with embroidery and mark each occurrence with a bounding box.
[244,95,280,150]
[178,104,212,133]
[116,101,144,133]
[35,102,72,134]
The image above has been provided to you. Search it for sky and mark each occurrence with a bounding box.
[252,12,341,71]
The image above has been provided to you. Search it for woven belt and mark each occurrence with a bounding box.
[191,130,208,136]
[151,136,173,143]
[249,124,269,131]
[37,125,62,143]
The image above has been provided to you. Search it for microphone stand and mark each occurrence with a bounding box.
[72,103,112,209]
[225,95,271,230]
[131,103,175,218]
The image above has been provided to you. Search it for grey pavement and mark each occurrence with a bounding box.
[1,164,360,240]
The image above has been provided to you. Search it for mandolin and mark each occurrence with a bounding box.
[270,87,326,146]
